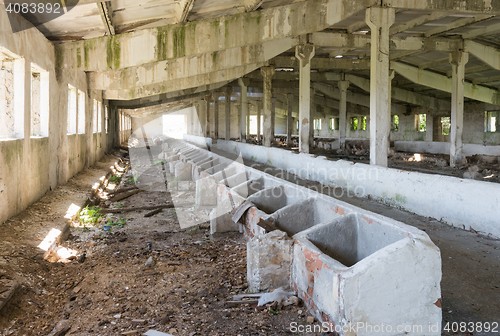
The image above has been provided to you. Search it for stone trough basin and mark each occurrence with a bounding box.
[292,212,442,335]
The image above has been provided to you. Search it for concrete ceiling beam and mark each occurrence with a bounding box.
[274,56,370,70]
[91,38,295,90]
[97,1,115,36]
[346,74,451,110]
[56,0,378,71]
[383,0,500,14]
[392,61,500,105]
[175,0,196,23]
[310,32,463,52]
[424,15,494,37]
[465,40,500,71]
[103,63,264,99]
[461,21,500,39]
[389,11,449,35]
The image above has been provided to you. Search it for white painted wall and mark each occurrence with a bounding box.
[212,138,500,238]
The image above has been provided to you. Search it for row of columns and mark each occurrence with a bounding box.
[194,7,466,167]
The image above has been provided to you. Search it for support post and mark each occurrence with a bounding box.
[295,42,315,153]
[449,51,468,167]
[366,7,395,167]
[338,78,349,149]
[257,100,262,143]
[286,93,294,147]
[425,111,434,142]
[225,86,232,140]
[271,96,276,144]
[213,92,219,139]
[238,78,250,143]
[261,66,275,147]
[205,95,211,138]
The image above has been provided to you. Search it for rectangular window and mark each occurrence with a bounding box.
[105,105,109,133]
[441,117,451,135]
[313,118,321,130]
[350,117,358,130]
[67,85,77,135]
[391,115,399,132]
[77,90,85,134]
[97,101,102,132]
[359,116,367,130]
[93,100,98,133]
[30,65,49,137]
[0,58,15,139]
[329,117,339,130]
[415,114,426,132]
[485,111,500,132]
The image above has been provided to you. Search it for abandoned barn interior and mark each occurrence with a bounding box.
[1,0,500,335]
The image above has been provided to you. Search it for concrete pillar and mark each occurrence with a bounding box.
[224,87,232,140]
[271,97,276,143]
[213,92,219,139]
[366,7,395,167]
[338,79,349,149]
[310,91,315,147]
[205,95,211,138]
[238,78,250,143]
[286,93,294,147]
[199,98,207,137]
[449,51,468,167]
[261,66,274,147]
[426,112,434,142]
[257,100,262,143]
[295,42,315,153]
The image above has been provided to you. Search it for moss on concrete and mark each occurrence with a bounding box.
[106,36,121,70]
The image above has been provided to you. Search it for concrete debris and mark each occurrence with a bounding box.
[144,330,174,336]
[145,256,155,267]
[283,295,300,306]
[257,287,295,306]
[48,320,71,336]
[464,165,480,179]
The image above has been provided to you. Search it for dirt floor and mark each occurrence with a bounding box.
[0,145,499,336]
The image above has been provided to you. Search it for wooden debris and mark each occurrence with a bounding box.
[144,208,163,218]
[226,299,259,307]
[257,218,279,233]
[100,204,176,213]
[111,189,142,202]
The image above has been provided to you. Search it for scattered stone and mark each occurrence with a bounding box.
[145,256,155,267]
[283,296,300,306]
[121,331,140,335]
[48,319,71,336]
[306,316,315,323]
[464,165,480,179]
[114,314,122,318]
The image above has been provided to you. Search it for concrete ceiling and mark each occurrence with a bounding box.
[15,0,500,117]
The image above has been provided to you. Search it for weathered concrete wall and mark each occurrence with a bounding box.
[0,8,114,225]
[395,141,500,157]
[212,138,500,238]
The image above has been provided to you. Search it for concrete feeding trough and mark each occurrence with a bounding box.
[292,213,442,335]
[269,197,349,236]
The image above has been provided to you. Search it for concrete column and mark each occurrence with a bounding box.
[286,93,294,147]
[213,92,219,139]
[295,42,315,153]
[205,95,211,138]
[310,90,315,147]
[261,66,274,147]
[338,79,349,149]
[366,7,395,167]
[224,87,232,140]
[238,78,250,143]
[271,96,276,143]
[425,112,434,142]
[449,51,468,167]
[199,98,207,137]
[257,100,262,142]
